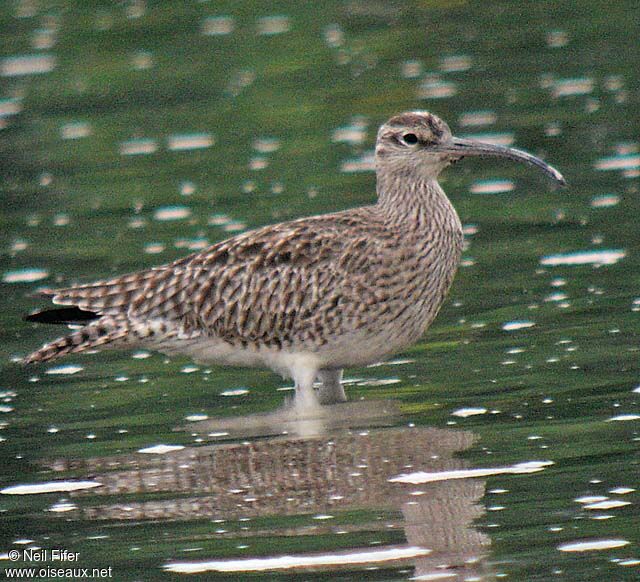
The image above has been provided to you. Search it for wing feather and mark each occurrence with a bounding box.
[34,208,388,349]
[130,209,386,345]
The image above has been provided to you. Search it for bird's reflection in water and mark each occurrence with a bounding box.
[52,401,491,580]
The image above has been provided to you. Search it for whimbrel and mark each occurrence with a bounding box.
[24,112,565,408]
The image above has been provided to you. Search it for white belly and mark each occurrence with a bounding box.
[153,336,322,380]
[149,323,411,378]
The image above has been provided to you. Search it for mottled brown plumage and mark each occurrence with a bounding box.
[24,111,565,408]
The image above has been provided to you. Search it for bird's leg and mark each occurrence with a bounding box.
[316,369,347,404]
[292,367,320,413]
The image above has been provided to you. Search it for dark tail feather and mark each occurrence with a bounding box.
[23,316,129,365]
[24,307,100,325]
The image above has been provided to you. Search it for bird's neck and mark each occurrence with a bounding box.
[375,167,459,231]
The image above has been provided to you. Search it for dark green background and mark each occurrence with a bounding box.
[1,1,639,580]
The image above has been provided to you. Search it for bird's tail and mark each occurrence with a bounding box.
[23,316,130,364]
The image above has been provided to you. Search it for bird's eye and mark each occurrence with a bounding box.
[402,133,418,145]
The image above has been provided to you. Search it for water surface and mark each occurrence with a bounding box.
[1,1,639,580]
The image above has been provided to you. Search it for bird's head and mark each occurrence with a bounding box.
[376,111,566,186]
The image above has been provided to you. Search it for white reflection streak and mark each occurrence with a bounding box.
[389,461,553,484]
[558,539,630,552]
[164,545,430,573]
[1,481,101,495]
[137,444,185,454]
[540,249,625,266]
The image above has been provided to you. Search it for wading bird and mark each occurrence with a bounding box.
[25,111,565,409]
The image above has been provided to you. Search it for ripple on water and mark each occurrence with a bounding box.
[179,181,196,196]
[185,414,208,422]
[547,29,570,48]
[575,495,608,504]
[249,156,268,170]
[590,194,620,208]
[417,76,457,99]
[167,133,213,151]
[0,97,23,117]
[606,414,640,422]
[208,213,233,226]
[138,444,185,454]
[594,153,640,172]
[119,138,158,156]
[323,23,344,49]
[60,121,91,139]
[610,487,635,494]
[458,110,497,127]
[470,179,515,194]
[2,268,48,283]
[550,77,594,97]
[153,206,191,221]
[451,407,487,418]
[356,378,401,387]
[53,213,70,226]
[131,50,153,70]
[540,249,626,266]
[366,358,414,368]
[618,559,640,566]
[220,389,249,396]
[502,321,536,331]
[332,120,368,145]
[389,460,554,484]
[583,499,631,510]
[45,364,84,375]
[460,132,514,146]
[400,59,422,79]
[252,137,281,153]
[1,54,56,76]
[439,54,472,73]
[1,480,101,495]
[48,501,77,513]
[10,240,28,254]
[174,238,208,250]
[256,15,290,36]
[557,539,630,552]
[340,152,375,173]
[144,242,165,254]
[545,292,568,302]
[201,16,234,36]
[222,221,246,232]
[32,26,58,50]
[164,546,431,573]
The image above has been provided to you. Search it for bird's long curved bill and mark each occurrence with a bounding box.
[437,137,566,186]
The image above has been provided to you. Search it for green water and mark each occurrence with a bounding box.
[1,1,639,580]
